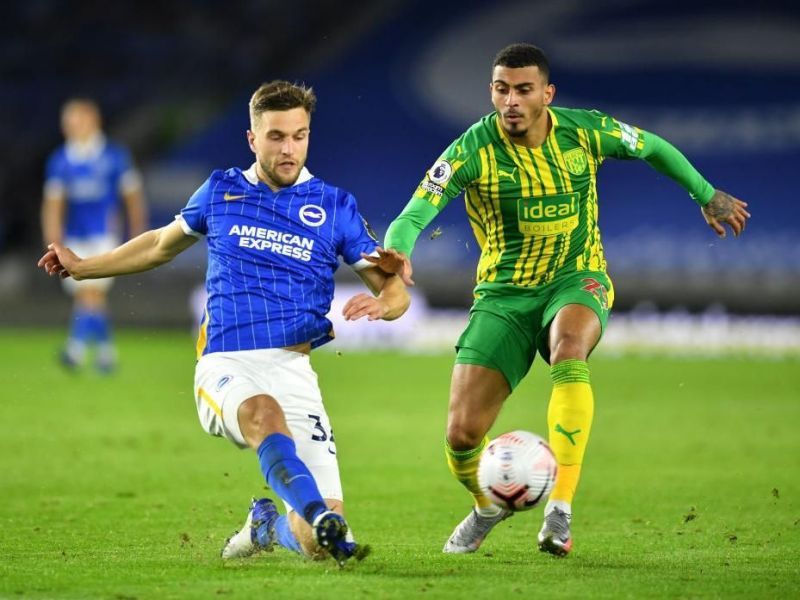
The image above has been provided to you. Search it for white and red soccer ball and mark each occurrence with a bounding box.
[478,430,557,511]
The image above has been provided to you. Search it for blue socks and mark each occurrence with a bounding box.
[66,309,114,365]
[257,433,327,525]
[68,309,93,347]
[274,515,302,553]
[252,509,301,554]
[87,312,112,345]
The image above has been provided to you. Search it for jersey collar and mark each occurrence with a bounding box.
[243,162,314,189]
[65,133,106,162]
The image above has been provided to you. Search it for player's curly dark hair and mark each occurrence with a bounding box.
[493,43,550,80]
[249,80,316,124]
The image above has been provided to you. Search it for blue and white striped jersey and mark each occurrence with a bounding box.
[44,135,140,238]
[177,164,379,355]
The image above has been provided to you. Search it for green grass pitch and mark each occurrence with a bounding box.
[1,329,798,598]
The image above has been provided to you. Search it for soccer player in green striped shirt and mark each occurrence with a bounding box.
[366,43,750,557]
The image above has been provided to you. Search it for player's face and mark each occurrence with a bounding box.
[247,107,310,189]
[61,102,101,142]
[490,65,555,138]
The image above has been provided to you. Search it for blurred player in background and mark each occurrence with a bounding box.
[38,81,409,566]
[41,98,147,372]
[370,43,750,557]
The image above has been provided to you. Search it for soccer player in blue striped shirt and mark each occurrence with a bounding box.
[41,98,147,372]
[38,81,410,566]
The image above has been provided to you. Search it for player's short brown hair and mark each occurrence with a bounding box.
[493,43,550,81]
[61,97,101,117]
[249,80,316,126]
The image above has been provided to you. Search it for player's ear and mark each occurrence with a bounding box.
[544,83,556,106]
[246,130,256,153]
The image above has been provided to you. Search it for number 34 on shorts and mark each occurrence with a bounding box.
[307,413,336,455]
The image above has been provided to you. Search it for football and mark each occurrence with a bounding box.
[478,430,558,511]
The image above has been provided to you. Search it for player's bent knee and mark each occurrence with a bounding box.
[447,404,488,449]
[550,335,591,364]
[446,423,485,451]
[237,394,290,446]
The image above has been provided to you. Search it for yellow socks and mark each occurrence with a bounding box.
[445,436,499,515]
[547,359,594,505]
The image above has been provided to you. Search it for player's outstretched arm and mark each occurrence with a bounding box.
[343,267,410,322]
[701,190,751,238]
[360,247,415,286]
[38,220,197,280]
[633,133,751,238]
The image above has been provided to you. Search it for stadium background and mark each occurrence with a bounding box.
[2,0,799,347]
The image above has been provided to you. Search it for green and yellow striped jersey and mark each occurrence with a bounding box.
[411,107,651,287]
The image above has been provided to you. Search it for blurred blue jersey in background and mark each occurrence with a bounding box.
[45,135,139,239]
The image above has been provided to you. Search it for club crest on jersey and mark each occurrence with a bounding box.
[428,159,453,186]
[563,148,587,176]
[299,204,327,227]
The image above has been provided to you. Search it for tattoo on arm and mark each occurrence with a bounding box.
[703,190,735,220]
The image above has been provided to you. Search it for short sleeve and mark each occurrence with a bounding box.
[177,178,212,237]
[337,192,379,269]
[114,147,142,194]
[43,153,66,199]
